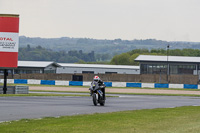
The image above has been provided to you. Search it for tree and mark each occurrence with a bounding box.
[110,53,130,65]
[27,44,31,51]
[77,60,86,64]
[110,48,200,65]
[18,46,108,63]
[129,54,140,65]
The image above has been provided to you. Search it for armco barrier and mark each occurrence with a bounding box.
[28,79,41,85]
[55,80,69,86]
[0,79,14,84]
[83,82,91,86]
[7,79,14,84]
[169,84,184,88]
[104,82,112,87]
[126,83,141,87]
[14,79,27,84]
[0,86,29,94]
[184,84,198,89]
[112,82,126,87]
[41,80,55,85]
[155,83,169,88]
[0,86,15,94]
[1,79,200,89]
[142,83,154,88]
[15,86,29,94]
[69,81,83,86]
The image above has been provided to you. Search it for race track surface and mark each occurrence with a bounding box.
[1,95,200,122]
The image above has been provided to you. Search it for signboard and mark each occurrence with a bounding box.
[0,14,19,68]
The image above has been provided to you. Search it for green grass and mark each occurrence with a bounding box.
[0,83,89,88]
[108,86,200,91]
[2,83,200,91]
[30,90,89,93]
[1,106,200,133]
[0,93,89,97]
[29,90,200,97]
[0,92,117,97]
[107,92,200,97]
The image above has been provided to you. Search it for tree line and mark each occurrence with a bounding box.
[19,36,200,56]
[19,45,200,65]
[18,45,112,63]
[110,49,200,65]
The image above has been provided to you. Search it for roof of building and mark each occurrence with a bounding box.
[135,55,200,63]
[18,61,60,68]
[17,61,139,69]
[58,63,140,69]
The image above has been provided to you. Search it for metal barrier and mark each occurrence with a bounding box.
[0,86,15,94]
[0,86,29,94]
[15,86,29,94]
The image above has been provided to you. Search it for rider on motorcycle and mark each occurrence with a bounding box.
[90,76,105,99]
[93,76,103,85]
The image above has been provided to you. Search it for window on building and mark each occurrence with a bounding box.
[147,65,152,74]
[105,72,117,74]
[141,64,147,74]
[82,71,94,74]
[44,70,56,73]
[141,64,167,74]
[170,65,196,74]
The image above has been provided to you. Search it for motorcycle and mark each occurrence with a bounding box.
[89,81,106,106]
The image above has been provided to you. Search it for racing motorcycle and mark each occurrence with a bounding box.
[89,81,106,106]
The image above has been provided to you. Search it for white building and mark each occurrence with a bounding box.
[14,61,60,74]
[57,63,140,74]
[0,61,140,75]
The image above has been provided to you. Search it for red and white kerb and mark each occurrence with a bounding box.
[0,14,19,68]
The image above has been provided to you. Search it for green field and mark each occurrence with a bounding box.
[28,90,200,97]
[0,93,89,97]
[0,83,200,91]
[0,106,200,133]
[2,83,200,91]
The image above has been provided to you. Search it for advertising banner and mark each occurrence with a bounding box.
[0,14,19,68]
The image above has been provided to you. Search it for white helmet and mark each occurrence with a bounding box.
[93,76,100,82]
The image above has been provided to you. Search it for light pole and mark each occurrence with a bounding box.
[167,45,169,83]
[3,69,8,94]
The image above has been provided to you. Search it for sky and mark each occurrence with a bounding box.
[0,0,200,42]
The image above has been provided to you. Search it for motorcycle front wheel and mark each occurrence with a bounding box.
[100,96,105,106]
[92,93,98,106]
[100,101,105,106]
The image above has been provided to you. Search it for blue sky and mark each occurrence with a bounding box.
[1,0,200,42]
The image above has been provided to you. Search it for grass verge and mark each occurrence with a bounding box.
[1,83,200,91]
[106,92,200,97]
[30,90,200,97]
[0,83,89,88]
[1,106,200,133]
[0,93,89,97]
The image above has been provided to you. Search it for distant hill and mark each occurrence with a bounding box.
[19,36,200,55]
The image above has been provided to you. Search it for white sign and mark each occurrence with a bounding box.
[0,32,19,52]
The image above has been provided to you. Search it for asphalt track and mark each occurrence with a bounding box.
[1,95,200,122]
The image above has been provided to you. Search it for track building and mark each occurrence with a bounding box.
[135,55,200,75]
